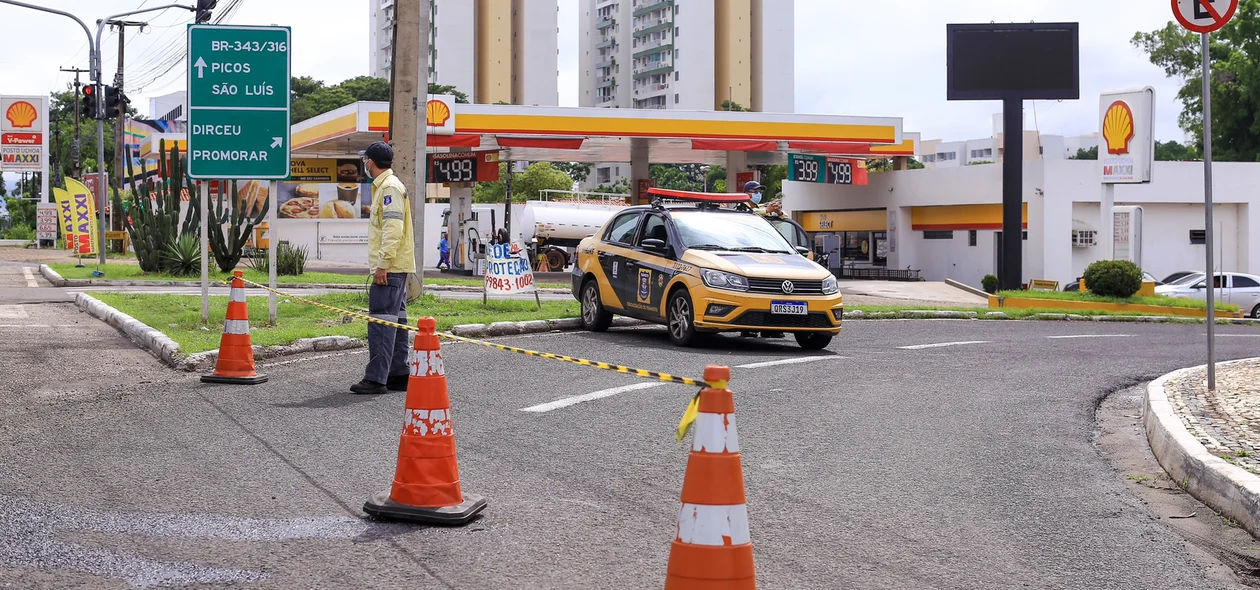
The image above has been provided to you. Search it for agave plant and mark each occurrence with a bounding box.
[162,234,202,277]
[206,180,268,273]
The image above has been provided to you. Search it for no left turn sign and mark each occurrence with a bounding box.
[1173,0,1239,34]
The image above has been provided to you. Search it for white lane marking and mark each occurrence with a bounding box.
[1206,334,1260,337]
[520,382,666,413]
[22,267,38,288]
[897,341,989,350]
[1046,334,1133,340]
[0,324,76,328]
[260,349,367,367]
[735,356,845,369]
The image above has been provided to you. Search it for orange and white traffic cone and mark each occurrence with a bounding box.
[666,366,755,590]
[363,317,487,525]
[200,270,267,385]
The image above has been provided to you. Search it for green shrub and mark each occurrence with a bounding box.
[162,234,202,276]
[3,224,35,240]
[277,242,307,276]
[1082,260,1143,298]
[981,274,999,294]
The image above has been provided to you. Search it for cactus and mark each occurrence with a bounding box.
[114,140,199,273]
[206,179,268,272]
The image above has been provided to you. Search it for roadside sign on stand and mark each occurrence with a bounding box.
[1172,0,1238,34]
[186,24,291,179]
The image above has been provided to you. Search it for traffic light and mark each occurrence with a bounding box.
[81,84,100,119]
[195,0,217,23]
[103,85,129,114]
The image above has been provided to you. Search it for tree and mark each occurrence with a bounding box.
[907,157,926,170]
[1154,140,1199,160]
[472,162,574,203]
[754,164,788,198]
[1070,146,1099,160]
[291,76,324,102]
[592,178,631,194]
[292,86,356,124]
[0,175,6,197]
[719,100,749,112]
[1132,0,1260,161]
[553,162,593,184]
[430,83,471,104]
[47,88,126,181]
[339,75,391,102]
[704,165,726,191]
[650,164,705,192]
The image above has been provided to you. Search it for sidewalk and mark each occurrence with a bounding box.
[1162,359,1260,472]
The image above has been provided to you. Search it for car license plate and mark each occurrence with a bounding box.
[770,301,807,315]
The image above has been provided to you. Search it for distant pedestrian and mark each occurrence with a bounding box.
[438,232,451,269]
[350,141,416,395]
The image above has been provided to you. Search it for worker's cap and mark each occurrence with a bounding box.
[364,141,394,168]
[743,181,764,192]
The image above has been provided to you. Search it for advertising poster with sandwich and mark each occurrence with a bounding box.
[277,158,370,219]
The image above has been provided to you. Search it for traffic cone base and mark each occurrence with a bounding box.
[363,317,486,526]
[201,271,266,385]
[362,490,487,526]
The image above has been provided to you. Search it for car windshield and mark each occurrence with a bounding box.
[1168,273,1206,286]
[671,210,795,254]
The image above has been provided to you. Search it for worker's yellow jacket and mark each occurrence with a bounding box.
[368,169,416,274]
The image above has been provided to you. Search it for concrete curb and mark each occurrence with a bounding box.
[944,278,991,299]
[39,270,569,295]
[1144,359,1260,537]
[178,336,366,373]
[74,292,183,367]
[838,309,1260,325]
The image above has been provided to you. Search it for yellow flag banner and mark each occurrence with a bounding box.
[64,178,98,256]
[52,188,76,249]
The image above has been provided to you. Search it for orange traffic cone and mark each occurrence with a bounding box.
[363,317,487,525]
[201,270,267,385]
[666,366,755,590]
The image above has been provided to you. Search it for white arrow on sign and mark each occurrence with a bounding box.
[270,137,283,148]
[194,57,207,79]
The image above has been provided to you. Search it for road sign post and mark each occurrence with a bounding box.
[1172,0,1238,392]
[187,24,291,322]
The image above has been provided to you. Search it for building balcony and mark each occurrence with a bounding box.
[597,94,617,105]
[633,0,673,17]
[595,38,615,50]
[634,17,672,35]
[596,16,616,29]
[633,42,671,60]
[633,81,670,97]
[597,75,616,89]
[632,64,673,80]
[595,58,616,69]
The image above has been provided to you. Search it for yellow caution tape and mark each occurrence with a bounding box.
[676,392,701,443]
[229,277,707,388]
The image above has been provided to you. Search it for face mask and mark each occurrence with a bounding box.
[750,192,762,205]
[362,159,374,182]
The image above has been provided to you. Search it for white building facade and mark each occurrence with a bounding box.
[578,0,794,187]
[783,160,1260,304]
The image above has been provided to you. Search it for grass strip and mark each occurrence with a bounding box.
[48,263,567,289]
[90,291,580,354]
[997,289,1238,312]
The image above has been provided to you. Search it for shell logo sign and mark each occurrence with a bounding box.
[1102,101,1135,155]
[425,94,456,136]
[5,101,38,129]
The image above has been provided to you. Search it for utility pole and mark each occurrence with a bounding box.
[60,67,89,179]
[390,0,431,297]
[107,20,144,253]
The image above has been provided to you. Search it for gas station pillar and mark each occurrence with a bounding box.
[630,138,650,205]
[726,151,748,193]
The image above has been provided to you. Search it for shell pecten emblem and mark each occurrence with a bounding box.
[426,99,451,127]
[1102,100,1135,155]
[5,101,38,129]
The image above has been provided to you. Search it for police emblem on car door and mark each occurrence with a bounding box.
[638,269,652,304]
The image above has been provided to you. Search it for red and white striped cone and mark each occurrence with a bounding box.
[201,270,267,385]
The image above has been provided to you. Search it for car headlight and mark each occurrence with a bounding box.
[821,275,839,295]
[700,268,749,292]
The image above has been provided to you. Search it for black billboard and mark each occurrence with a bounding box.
[946,23,1080,101]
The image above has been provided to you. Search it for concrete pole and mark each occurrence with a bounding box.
[391,0,430,296]
[630,138,650,205]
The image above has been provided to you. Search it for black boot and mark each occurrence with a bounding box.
[386,374,409,392]
[350,379,387,395]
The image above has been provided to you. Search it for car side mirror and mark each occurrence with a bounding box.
[641,238,667,252]
[795,246,811,256]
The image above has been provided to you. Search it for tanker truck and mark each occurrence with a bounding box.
[519,198,627,271]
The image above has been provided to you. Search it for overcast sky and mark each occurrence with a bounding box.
[1,0,1190,189]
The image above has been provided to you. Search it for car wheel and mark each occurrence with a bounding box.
[580,280,612,332]
[667,289,699,347]
[794,332,833,350]
[1252,303,1260,319]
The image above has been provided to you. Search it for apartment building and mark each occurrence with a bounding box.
[578,0,794,186]
[368,0,559,106]
[920,113,1099,168]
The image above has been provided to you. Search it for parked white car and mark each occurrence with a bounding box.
[1155,272,1260,318]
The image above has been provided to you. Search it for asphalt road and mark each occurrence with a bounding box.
[4,296,1260,589]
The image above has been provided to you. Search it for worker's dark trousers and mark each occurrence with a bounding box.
[365,273,410,385]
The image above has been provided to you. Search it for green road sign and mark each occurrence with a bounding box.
[186,24,291,179]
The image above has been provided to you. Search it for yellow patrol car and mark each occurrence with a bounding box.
[571,189,842,349]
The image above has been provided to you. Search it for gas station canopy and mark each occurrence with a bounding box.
[289,101,919,165]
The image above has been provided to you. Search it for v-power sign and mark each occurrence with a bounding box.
[186,24,291,179]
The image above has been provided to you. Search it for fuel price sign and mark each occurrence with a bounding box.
[788,153,868,186]
[428,151,501,184]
